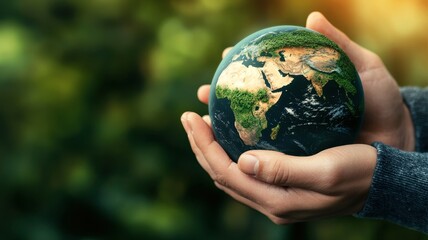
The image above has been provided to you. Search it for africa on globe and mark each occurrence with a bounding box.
[209,26,364,161]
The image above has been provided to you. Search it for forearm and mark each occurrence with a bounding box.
[355,143,428,233]
[355,87,428,233]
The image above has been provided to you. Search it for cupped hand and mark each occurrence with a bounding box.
[181,111,376,223]
[182,12,414,224]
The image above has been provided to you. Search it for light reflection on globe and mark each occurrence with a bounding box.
[209,26,364,161]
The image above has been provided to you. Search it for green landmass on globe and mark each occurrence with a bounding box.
[209,26,364,161]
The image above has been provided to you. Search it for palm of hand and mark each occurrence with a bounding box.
[356,61,414,150]
[292,12,413,151]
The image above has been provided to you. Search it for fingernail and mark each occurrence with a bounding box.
[238,154,259,175]
[181,112,190,133]
[202,115,211,126]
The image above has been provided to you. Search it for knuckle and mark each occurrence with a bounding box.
[213,174,228,187]
[261,159,289,185]
[212,162,235,189]
[320,158,343,188]
[271,160,285,184]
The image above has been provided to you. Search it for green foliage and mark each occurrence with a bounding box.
[0,0,426,239]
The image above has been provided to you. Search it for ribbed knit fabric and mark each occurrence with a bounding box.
[355,87,428,233]
[401,87,428,152]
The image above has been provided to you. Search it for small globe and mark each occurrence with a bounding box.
[209,26,364,161]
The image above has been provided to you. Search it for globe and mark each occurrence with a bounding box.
[209,26,364,162]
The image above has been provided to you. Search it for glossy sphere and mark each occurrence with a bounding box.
[209,26,364,161]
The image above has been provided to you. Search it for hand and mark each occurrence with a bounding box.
[181,12,411,224]
[197,12,415,152]
[182,111,377,223]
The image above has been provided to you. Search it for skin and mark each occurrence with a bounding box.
[181,12,415,224]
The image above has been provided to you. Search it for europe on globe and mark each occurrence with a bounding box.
[209,26,364,161]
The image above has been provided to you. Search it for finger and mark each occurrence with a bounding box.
[218,180,341,222]
[214,182,293,225]
[187,114,355,220]
[305,11,370,71]
[187,112,288,205]
[222,47,233,59]
[181,112,214,177]
[186,112,238,185]
[237,150,328,190]
[202,115,212,127]
[186,112,234,173]
[288,186,369,219]
[305,12,356,58]
[188,130,215,177]
[197,85,210,104]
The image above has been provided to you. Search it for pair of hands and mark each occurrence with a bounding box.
[181,12,414,224]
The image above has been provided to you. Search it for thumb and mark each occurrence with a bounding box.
[237,150,322,188]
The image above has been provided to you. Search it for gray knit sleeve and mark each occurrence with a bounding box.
[355,143,428,233]
[354,87,428,233]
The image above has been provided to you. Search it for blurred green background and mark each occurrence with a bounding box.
[0,0,427,239]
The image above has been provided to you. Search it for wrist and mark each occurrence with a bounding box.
[401,103,415,151]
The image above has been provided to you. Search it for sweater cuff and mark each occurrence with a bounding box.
[354,142,428,233]
[400,87,428,152]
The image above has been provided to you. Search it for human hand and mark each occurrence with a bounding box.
[181,12,410,223]
[181,111,377,223]
[197,12,415,152]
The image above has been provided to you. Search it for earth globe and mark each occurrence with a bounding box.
[209,26,364,162]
